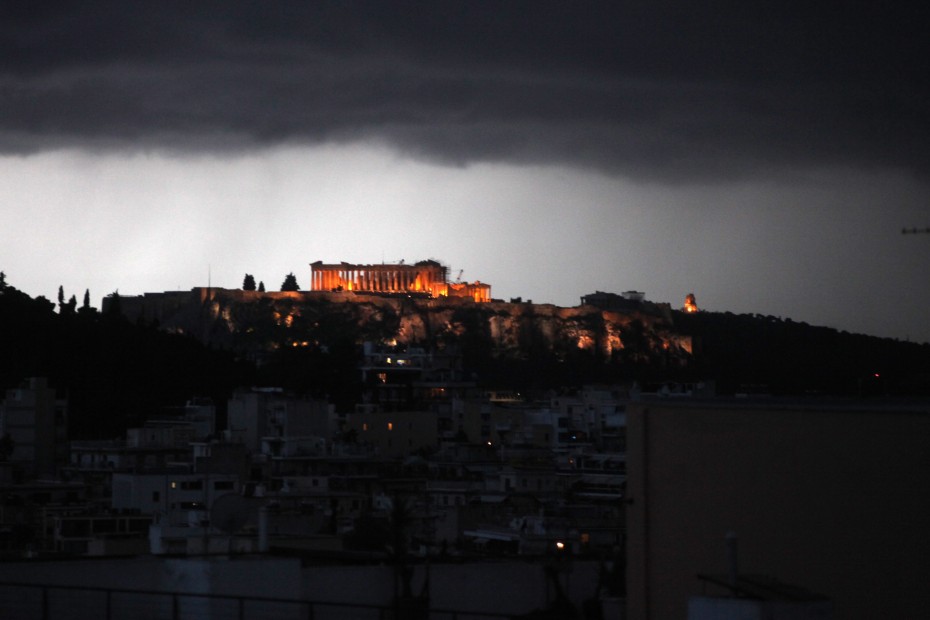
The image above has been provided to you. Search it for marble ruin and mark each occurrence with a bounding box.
[310,260,491,301]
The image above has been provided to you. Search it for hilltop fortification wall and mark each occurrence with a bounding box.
[105,287,691,363]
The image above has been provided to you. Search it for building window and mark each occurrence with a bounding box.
[152,491,160,503]
[214,481,234,491]
[387,422,393,431]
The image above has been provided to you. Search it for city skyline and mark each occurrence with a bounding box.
[2,3,929,342]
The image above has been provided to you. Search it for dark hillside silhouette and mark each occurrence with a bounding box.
[6,273,930,441]
[671,310,930,396]
[0,278,252,438]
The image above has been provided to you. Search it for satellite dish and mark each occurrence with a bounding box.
[210,494,256,535]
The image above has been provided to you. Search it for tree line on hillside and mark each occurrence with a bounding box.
[671,310,930,396]
[0,274,252,439]
[241,273,299,292]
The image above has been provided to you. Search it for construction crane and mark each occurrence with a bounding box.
[902,227,930,234]
[455,269,464,283]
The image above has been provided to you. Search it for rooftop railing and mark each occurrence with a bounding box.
[0,581,516,620]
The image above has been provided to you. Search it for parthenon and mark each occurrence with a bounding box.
[310,260,491,302]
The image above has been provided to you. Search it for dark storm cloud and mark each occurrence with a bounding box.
[2,2,927,180]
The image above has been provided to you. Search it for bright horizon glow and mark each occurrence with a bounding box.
[3,144,930,343]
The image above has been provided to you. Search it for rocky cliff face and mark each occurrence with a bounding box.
[133,288,692,367]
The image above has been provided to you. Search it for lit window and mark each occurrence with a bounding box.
[170,481,177,489]
[387,422,393,431]
[362,423,368,431]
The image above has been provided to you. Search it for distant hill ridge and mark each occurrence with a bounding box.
[105,285,930,397]
[3,276,929,443]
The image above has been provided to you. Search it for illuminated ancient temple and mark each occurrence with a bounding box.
[310,260,491,302]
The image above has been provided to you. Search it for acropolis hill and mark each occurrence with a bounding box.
[104,260,693,366]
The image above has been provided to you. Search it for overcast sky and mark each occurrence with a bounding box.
[2,3,929,341]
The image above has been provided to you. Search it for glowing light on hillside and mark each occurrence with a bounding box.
[683,293,699,313]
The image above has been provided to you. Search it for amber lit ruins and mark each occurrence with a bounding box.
[310,259,491,302]
[683,292,699,313]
